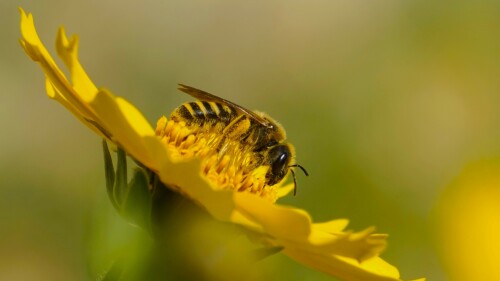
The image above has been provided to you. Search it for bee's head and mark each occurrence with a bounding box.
[266,144,308,195]
[266,144,292,185]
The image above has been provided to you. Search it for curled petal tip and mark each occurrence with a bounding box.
[56,26,79,61]
[18,7,27,17]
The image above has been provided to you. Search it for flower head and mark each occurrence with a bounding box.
[19,8,424,281]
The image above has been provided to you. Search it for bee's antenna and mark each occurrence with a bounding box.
[289,164,309,176]
[288,164,309,196]
[290,169,298,196]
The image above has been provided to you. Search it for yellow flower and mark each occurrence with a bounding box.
[435,159,500,281]
[19,8,424,281]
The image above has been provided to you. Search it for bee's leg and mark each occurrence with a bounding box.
[249,152,265,170]
[217,115,252,159]
[248,126,268,151]
[223,115,251,140]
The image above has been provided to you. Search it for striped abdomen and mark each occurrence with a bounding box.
[171,101,237,130]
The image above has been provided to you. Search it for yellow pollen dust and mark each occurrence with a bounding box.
[155,116,278,201]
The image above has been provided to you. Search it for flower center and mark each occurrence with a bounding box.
[155,116,278,201]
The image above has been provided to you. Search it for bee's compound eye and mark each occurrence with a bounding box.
[269,146,289,165]
[276,153,288,166]
[266,145,292,185]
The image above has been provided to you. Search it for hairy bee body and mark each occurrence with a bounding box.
[156,84,306,196]
[171,100,236,128]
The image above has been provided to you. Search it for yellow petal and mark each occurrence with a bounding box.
[153,150,237,221]
[89,89,156,167]
[20,8,97,124]
[56,27,98,101]
[276,183,294,198]
[45,79,104,137]
[233,192,386,261]
[20,7,157,167]
[284,249,401,281]
[19,8,55,64]
[435,159,500,281]
[234,192,312,239]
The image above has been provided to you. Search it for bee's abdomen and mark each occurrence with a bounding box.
[171,101,236,127]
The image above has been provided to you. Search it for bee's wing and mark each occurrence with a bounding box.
[178,84,273,128]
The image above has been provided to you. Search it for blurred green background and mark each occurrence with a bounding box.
[3,1,500,280]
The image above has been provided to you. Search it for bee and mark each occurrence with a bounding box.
[164,84,308,195]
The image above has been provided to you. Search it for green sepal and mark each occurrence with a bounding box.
[113,146,128,208]
[122,168,152,230]
[251,246,284,262]
[102,139,153,230]
[103,140,119,210]
[101,259,123,281]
